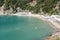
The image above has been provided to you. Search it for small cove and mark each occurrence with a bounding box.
[0,15,54,40]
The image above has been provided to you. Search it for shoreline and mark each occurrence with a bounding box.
[0,13,60,40]
[12,14,60,33]
[13,13,60,40]
[0,13,60,30]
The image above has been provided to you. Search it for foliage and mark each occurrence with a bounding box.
[56,37,60,40]
[0,0,4,6]
[0,0,60,14]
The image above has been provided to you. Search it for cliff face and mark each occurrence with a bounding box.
[0,0,60,14]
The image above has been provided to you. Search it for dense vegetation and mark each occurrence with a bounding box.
[0,0,60,14]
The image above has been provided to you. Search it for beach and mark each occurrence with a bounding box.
[13,13,60,40]
[0,12,60,40]
[0,12,60,30]
[0,14,54,40]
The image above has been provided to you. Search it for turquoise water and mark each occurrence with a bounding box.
[0,16,54,40]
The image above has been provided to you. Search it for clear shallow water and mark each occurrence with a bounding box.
[0,16,54,40]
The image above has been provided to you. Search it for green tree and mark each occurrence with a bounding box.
[0,0,4,7]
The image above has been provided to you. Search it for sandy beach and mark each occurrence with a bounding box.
[0,13,60,29]
[0,13,60,40]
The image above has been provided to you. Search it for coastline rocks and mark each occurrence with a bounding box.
[45,32,60,40]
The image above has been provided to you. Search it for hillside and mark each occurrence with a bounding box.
[0,0,60,14]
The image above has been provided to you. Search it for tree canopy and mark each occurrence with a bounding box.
[0,0,60,14]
